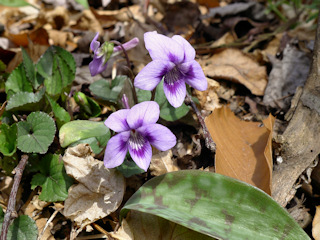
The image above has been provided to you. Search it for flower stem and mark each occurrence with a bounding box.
[151,88,156,101]
[184,92,216,152]
[0,155,29,240]
[110,40,138,104]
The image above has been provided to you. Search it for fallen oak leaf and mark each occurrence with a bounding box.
[205,106,275,195]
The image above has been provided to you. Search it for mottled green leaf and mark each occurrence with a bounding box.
[17,111,56,154]
[46,94,71,128]
[89,76,127,103]
[5,64,33,99]
[6,88,45,111]
[0,123,17,156]
[59,120,110,148]
[155,80,189,121]
[37,46,75,96]
[121,170,310,240]
[119,210,214,240]
[0,206,38,240]
[31,154,73,202]
[0,0,30,7]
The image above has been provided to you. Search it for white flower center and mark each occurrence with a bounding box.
[129,130,145,150]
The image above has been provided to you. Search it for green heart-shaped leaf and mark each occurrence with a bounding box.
[121,170,310,240]
[89,76,127,103]
[37,46,76,96]
[0,206,38,240]
[31,154,73,202]
[17,111,56,154]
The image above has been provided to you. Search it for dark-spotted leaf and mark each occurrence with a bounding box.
[17,111,56,154]
[0,206,38,240]
[5,63,33,99]
[155,80,189,121]
[6,87,45,111]
[0,0,30,7]
[0,123,17,156]
[114,210,213,240]
[121,170,310,240]
[31,154,73,202]
[59,120,110,148]
[37,46,76,96]
[46,94,71,128]
[89,76,127,103]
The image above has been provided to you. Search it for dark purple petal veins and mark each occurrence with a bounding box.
[164,66,183,86]
[128,131,147,157]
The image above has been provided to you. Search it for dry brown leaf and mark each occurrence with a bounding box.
[6,27,49,47]
[194,78,221,112]
[62,144,125,229]
[149,150,179,176]
[200,48,267,95]
[71,9,103,34]
[313,206,320,240]
[205,106,275,194]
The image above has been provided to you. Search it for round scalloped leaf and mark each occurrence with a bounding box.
[7,215,38,240]
[31,154,73,202]
[17,112,56,154]
[121,170,310,240]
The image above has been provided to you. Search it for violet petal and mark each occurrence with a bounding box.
[134,60,174,91]
[139,123,176,151]
[180,61,207,91]
[144,31,184,64]
[172,35,195,62]
[128,134,152,172]
[90,32,100,52]
[89,57,108,76]
[104,131,130,169]
[104,109,130,133]
[127,101,160,129]
[163,79,187,108]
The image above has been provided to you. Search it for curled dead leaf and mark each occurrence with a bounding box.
[62,144,125,229]
[201,48,267,95]
[205,106,275,195]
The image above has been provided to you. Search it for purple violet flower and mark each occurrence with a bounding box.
[104,101,176,171]
[89,32,139,76]
[134,31,207,108]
